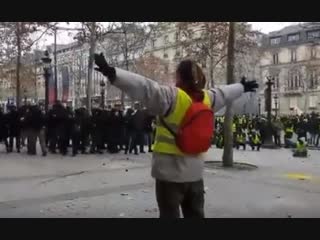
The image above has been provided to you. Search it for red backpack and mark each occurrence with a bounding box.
[160,100,214,155]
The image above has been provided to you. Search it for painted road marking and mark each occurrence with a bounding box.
[284,173,312,181]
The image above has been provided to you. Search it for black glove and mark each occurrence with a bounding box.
[94,53,116,83]
[241,77,259,92]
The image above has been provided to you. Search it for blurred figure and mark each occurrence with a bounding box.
[0,107,9,152]
[5,105,21,153]
[249,130,261,151]
[293,138,307,157]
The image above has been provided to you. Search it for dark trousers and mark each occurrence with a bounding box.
[125,131,138,154]
[274,134,281,146]
[250,143,261,151]
[155,179,205,218]
[1,137,9,152]
[236,142,246,150]
[136,131,145,153]
[72,130,81,155]
[27,129,47,155]
[145,131,153,152]
[9,135,20,152]
[90,129,103,153]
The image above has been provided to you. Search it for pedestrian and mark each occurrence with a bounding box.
[94,53,258,218]
[24,105,47,156]
[0,107,9,152]
[5,105,21,153]
[249,130,261,151]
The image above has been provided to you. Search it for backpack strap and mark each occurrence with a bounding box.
[159,117,177,138]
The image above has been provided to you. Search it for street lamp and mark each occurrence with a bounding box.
[100,80,106,110]
[23,88,27,105]
[41,50,52,113]
[262,76,278,149]
[273,94,279,117]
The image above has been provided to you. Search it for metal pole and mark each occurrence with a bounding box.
[54,27,58,102]
[44,69,49,113]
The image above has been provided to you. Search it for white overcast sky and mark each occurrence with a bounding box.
[34,22,302,50]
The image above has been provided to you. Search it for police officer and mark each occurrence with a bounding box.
[90,108,104,154]
[5,105,21,153]
[0,107,9,152]
[25,105,47,156]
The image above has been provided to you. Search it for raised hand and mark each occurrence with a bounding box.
[240,77,259,92]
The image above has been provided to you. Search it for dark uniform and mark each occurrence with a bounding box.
[25,105,47,156]
[90,108,104,154]
[0,109,9,152]
[5,106,21,153]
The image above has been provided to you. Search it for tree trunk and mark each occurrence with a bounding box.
[209,56,214,88]
[86,22,96,113]
[121,29,129,107]
[222,22,235,168]
[16,22,21,108]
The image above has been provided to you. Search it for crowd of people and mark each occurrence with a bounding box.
[0,101,156,157]
[214,112,320,152]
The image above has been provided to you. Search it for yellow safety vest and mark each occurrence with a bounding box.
[286,126,294,133]
[152,88,211,156]
[252,134,261,144]
[236,134,244,143]
[232,123,236,133]
[296,141,306,152]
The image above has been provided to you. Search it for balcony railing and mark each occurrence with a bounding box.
[284,86,304,94]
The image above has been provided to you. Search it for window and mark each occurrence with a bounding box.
[273,74,280,89]
[151,39,156,48]
[307,30,320,40]
[289,72,300,89]
[164,65,169,74]
[164,35,169,44]
[270,37,281,45]
[291,49,297,62]
[163,49,168,58]
[311,47,317,59]
[290,97,297,109]
[273,53,279,64]
[310,70,318,89]
[309,96,318,108]
[287,33,300,42]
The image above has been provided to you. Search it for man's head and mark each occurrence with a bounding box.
[134,101,141,110]
[176,59,206,92]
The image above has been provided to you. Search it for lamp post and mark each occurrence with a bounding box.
[100,80,106,109]
[41,50,52,113]
[262,76,278,149]
[23,88,27,105]
[258,97,261,115]
[273,94,279,117]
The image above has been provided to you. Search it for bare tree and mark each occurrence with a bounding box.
[222,22,236,168]
[0,22,55,107]
[177,22,258,88]
[133,53,172,85]
[98,22,157,105]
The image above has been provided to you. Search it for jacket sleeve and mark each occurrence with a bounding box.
[112,68,177,116]
[208,83,245,112]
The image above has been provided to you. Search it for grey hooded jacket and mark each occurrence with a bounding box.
[112,68,244,183]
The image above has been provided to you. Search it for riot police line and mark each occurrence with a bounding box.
[0,101,156,156]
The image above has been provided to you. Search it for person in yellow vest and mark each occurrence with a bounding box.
[235,130,246,150]
[284,124,294,148]
[293,138,307,157]
[249,130,261,151]
[94,53,258,218]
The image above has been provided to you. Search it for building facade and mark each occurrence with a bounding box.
[259,22,320,115]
